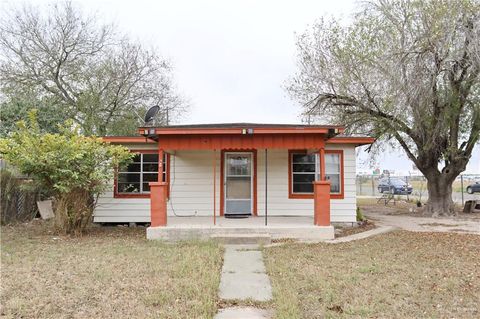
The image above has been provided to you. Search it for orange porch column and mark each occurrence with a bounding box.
[213,149,216,226]
[319,147,326,181]
[314,181,331,226]
[149,182,168,226]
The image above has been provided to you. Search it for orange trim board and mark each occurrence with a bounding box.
[103,136,156,143]
[288,149,344,200]
[327,136,375,145]
[220,149,258,217]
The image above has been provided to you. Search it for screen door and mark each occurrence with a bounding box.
[224,153,252,215]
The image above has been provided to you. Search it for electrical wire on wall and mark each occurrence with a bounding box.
[168,152,197,217]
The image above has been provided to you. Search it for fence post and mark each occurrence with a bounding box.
[371,175,375,196]
[405,176,409,201]
[359,176,362,195]
[461,174,464,206]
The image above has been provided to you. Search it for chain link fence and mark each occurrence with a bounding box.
[0,167,42,224]
[356,174,480,205]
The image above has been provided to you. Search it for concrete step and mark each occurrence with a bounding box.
[211,233,271,245]
[147,225,334,241]
[215,307,272,319]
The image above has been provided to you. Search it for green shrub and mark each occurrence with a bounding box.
[356,206,365,222]
[0,110,133,234]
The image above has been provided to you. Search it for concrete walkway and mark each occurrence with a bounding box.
[218,245,272,301]
[325,225,396,243]
[365,212,480,234]
[215,245,272,319]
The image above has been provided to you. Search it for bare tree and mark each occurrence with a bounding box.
[0,1,187,136]
[288,0,480,216]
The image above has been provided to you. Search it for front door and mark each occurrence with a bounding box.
[224,152,253,215]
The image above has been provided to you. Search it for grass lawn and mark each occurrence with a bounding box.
[265,231,480,318]
[0,222,223,319]
[357,197,419,215]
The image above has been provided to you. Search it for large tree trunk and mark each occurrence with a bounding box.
[424,173,456,217]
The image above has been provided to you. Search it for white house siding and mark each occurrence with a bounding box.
[93,143,157,223]
[166,150,221,217]
[257,145,357,223]
[94,145,357,223]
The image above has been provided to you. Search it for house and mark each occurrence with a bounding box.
[95,123,374,239]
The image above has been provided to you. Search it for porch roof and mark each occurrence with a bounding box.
[103,123,374,149]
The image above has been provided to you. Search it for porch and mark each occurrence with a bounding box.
[143,124,340,233]
[146,216,334,241]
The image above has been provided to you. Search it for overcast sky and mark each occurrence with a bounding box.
[8,0,480,174]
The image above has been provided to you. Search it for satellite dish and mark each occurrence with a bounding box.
[144,105,160,125]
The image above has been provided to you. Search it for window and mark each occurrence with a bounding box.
[289,150,343,199]
[115,152,167,196]
[325,152,341,194]
[291,153,317,194]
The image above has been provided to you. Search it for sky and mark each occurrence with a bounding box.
[7,0,480,174]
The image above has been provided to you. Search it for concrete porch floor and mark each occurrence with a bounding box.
[146,216,334,241]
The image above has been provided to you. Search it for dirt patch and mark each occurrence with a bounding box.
[1,221,223,319]
[448,228,476,233]
[456,211,480,220]
[358,197,422,216]
[335,221,376,238]
[358,197,480,220]
[420,222,464,227]
[265,231,480,318]
[271,238,299,244]
[217,298,271,310]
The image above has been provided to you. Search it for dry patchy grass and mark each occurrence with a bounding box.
[265,231,480,318]
[357,197,420,215]
[334,221,376,238]
[0,221,223,319]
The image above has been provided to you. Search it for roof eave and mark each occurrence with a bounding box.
[102,136,156,144]
[327,137,376,146]
[137,126,345,135]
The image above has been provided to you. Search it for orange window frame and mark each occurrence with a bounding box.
[114,150,170,199]
[288,149,344,199]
